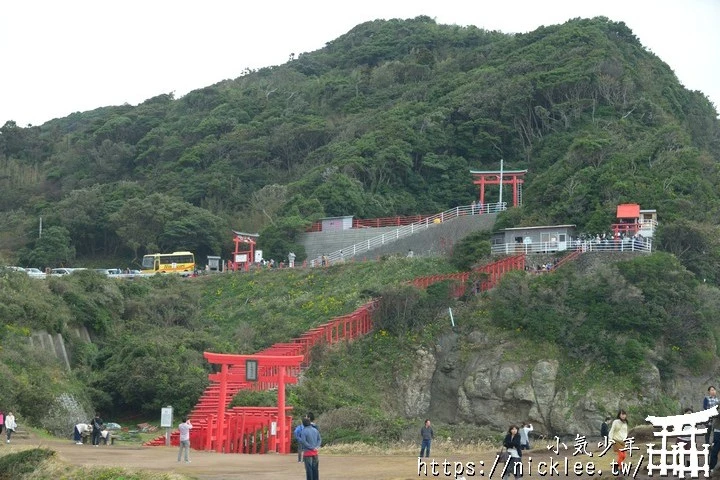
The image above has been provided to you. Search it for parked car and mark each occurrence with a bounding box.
[50,267,87,276]
[2,266,25,272]
[25,268,47,278]
[94,268,122,276]
[50,268,73,276]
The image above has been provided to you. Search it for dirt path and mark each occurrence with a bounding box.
[6,434,473,479]
[7,433,632,480]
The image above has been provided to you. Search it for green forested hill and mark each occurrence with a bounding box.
[0,16,719,277]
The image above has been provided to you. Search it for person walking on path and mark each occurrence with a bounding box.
[91,414,104,447]
[609,409,629,468]
[0,410,4,435]
[5,412,16,443]
[177,417,192,463]
[300,416,321,480]
[420,419,434,458]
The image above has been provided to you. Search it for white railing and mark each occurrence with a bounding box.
[491,238,652,255]
[311,202,507,267]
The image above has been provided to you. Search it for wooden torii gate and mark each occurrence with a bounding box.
[203,352,304,453]
[471,169,527,208]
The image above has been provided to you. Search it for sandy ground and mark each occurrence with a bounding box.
[5,432,650,480]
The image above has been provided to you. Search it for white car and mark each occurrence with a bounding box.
[3,266,25,272]
[50,268,80,276]
[25,268,47,278]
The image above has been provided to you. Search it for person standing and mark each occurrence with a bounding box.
[704,386,719,446]
[419,419,434,458]
[91,414,104,447]
[300,416,321,480]
[520,422,533,451]
[288,252,296,268]
[294,418,305,462]
[307,412,319,431]
[609,409,629,467]
[600,416,612,440]
[502,425,522,480]
[0,410,4,436]
[5,412,16,443]
[177,417,192,463]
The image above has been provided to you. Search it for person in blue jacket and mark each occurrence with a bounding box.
[294,418,305,462]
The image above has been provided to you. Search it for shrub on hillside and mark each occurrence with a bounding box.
[450,231,491,271]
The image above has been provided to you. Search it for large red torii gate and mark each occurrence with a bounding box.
[202,352,304,454]
[471,169,527,208]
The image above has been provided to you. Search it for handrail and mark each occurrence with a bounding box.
[491,238,652,255]
[311,202,507,267]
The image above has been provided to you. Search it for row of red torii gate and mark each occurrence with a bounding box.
[144,254,527,453]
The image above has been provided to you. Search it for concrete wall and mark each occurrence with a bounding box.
[299,214,498,261]
[299,226,405,261]
[28,326,91,370]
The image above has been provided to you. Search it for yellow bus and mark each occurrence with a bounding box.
[141,251,195,275]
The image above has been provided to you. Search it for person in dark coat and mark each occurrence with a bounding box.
[502,425,523,479]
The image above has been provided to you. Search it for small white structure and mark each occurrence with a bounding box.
[320,215,353,232]
[492,225,576,255]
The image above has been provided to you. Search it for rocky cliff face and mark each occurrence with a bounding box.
[398,331,708,438]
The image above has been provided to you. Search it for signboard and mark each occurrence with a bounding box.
[246,359,258,382]
[235,253,248,263]
[271,421,277,435]
[254,250,263,263]
[161,406,173,428]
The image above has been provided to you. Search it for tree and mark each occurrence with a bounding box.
[20,226,75,269]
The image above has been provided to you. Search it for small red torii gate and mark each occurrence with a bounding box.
[471,169,527,208]
[202,352,304,454]
[228,231,259,272]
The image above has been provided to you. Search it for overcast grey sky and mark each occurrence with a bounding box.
[1,0,718,127]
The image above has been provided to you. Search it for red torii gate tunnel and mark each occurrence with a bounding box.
[200,352,303,454]
[471,169,527,208]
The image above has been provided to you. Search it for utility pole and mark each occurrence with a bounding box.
[498,158,504,207]
[39,216,42,238]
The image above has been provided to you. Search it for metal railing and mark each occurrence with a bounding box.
[491,238,652,255]
[310,202,507,267]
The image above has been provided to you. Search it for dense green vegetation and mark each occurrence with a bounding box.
[0,16,717,274]
[0,257,457,423]
[2,249,719,442]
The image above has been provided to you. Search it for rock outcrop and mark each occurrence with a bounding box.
[398,331,707,437]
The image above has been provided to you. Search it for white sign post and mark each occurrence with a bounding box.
[161,406,173,446]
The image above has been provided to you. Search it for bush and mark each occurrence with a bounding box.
[450,231,491,270]
[230,390,277,408]
[0,448,56,478]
